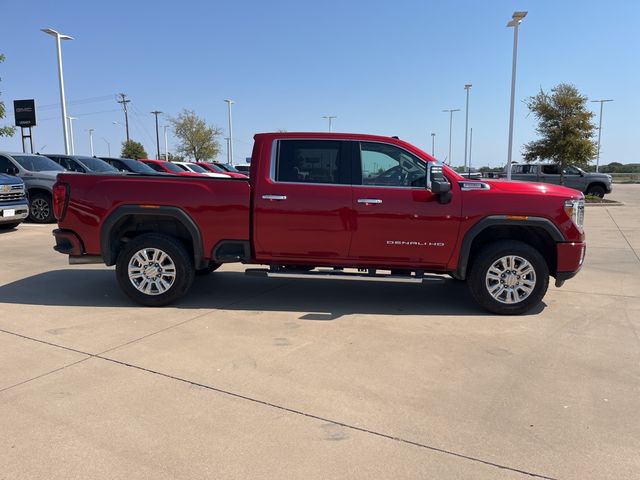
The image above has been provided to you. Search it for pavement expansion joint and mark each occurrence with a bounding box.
[0,327,557,480]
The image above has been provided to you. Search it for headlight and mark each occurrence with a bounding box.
[564,198,584,230]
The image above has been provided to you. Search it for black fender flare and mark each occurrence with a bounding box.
[100,205,205,268]
[453,215,564,280]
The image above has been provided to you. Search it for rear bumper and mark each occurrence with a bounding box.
[0,201,29,224]
[52,228,85,256]
[555,241,586,284]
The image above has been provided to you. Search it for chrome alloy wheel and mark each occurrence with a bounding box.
[485,255,536,304]
[128,248,177,295]
[30,198,50,221]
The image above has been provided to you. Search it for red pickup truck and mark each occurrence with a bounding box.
[52,132,585,314]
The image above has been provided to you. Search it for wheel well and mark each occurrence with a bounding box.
[27,187,51,200]
[104,214,201,267]
[586,182,606,192]
[466,225,557,277]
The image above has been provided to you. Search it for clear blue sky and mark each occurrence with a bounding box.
[1,0,637,166]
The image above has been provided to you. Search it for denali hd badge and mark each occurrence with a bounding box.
[387,240,445,247]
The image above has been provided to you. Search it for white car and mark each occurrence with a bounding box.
[173,162,229,178]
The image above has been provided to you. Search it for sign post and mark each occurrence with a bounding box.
[13,99,37,153]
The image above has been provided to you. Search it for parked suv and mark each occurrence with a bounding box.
[0,152,65,223]
[507,163,612,197]
[0,174,28,229]
[99,157,159,174]
[43,154,118,174]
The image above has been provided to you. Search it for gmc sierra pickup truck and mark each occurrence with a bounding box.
[52,132,586,314]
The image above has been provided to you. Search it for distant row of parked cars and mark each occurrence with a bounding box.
[0,151,249,226]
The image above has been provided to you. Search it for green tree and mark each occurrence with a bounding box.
[164,152,184,162]
[170,109,222,161]
[121,139,147,159]
[522,83,597,184]
[0,54,16,138]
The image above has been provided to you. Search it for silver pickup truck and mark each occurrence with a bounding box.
[507,163,612,197]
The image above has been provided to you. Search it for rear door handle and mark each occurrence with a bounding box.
[262,194,287,201]
[357,198,383,204]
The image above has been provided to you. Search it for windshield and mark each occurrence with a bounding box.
[13,155,65,172]
[123,159,156,173]
[216,162,241,173]
[161,162,185,173]
[76,157,117,172]
[185,163,208,173]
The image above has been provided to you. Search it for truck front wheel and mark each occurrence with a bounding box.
[467,240,549,315]
[116,233,195,306]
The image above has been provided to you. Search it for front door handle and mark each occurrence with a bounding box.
[357,198,383,204]
[262,194,287,201]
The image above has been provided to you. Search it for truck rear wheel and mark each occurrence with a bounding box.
[116,233,195,306]
[467,240,549,315]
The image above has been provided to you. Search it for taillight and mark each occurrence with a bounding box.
[53,182,69,221]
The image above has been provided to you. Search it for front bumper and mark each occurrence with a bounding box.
[0,201,29,224]
[555,241,586,286]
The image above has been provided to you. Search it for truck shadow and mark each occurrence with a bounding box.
[0,269,546,318]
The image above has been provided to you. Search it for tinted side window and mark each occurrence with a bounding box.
[276,140,349,184]
[0,156,14,173]
[542,164,559,175]
[145,162,165,172]
[360,142,426,187]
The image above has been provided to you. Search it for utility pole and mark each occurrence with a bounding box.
[591,99,613,172]
[468,127,473,175]
[431,133,435,156]
[224,137,230,165]
[151,110,162,160]
[463,84,472,170]
[322,115,337,132]
[442,109,460,165]
[224,99,235,165]
[87,128,94,156]
[117,93,131,142]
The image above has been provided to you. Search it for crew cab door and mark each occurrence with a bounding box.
[348,141,461,268]
[253,139,353,263]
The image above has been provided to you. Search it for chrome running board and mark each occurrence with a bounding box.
[244,268,444,284]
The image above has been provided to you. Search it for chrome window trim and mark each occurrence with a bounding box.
[459,181,491,191]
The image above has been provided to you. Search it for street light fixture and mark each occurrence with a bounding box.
[506,11,527,180]
[322,115,337,132]
[41,28,74,154]
[224,99,235,165]
[591,99,614,172]
[463,84,472,170]
[442,109,460,165]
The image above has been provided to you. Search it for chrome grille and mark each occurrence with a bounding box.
[0,184,25,203]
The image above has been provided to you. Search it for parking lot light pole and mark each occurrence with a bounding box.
[591,99,613,172]
[506,11,527,180]
[431,132,435,156]
[87,128,94,156]
[162,125,169,160]
[224,100,234,165]
[67,116,77,154]
[442,109,460,165]
[463,84,472,170]
[322,115,337,132]
[41,28,74,155]
[151,111,162,160]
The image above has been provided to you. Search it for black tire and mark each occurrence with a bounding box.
[467,240,549,315]
[195,262,222,276]
[586,184,606,198]
[0,222,21,230]
[116,233,195,306]
[29,193,54,223]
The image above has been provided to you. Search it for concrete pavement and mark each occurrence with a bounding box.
[1,185,639,479]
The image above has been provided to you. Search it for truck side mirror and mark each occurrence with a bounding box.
[426,162,452,204]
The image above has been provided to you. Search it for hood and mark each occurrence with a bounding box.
[480,179,583,198]
[0,173,24,184]
[583,171,611,179]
